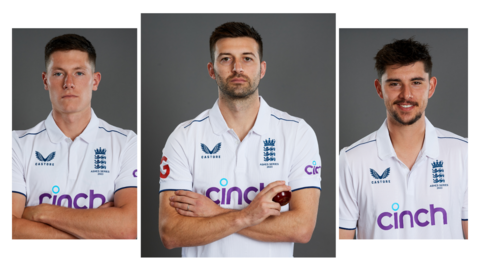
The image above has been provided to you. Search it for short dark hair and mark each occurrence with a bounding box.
[209,22,263,63]
[44,34,96,71]
[374,38,432,81]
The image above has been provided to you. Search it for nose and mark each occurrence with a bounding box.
[63,74,74,89]
[400,84,413,100]
[232,59,244,73]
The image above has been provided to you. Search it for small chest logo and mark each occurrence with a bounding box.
[430,160,448,189]
[201,143,221,159]
[370,167,391,184]
[260,138,279,168]
[35,151,55,166]
[263,138,276,162]
[91,147,110,175]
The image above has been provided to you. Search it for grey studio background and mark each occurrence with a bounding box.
[340,29,468,150]
[141,14,335,257]
[12,29,137,132]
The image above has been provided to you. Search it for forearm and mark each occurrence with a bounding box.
[12,215,76,239]
[159,209,249,249]
[339,229,355,239]
[29,204,136,239]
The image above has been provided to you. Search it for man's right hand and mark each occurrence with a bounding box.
[240,181,291,227]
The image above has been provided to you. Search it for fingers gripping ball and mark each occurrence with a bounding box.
[272,191,291,206]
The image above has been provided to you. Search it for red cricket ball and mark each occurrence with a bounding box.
[272,191,291,206]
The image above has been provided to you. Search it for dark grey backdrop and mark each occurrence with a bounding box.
[12,29,137,132]
[340,29,468,150]
[141,14,336,257]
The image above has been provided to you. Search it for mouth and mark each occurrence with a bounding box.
[394,100,418,112]
[62,95,78,99]
[229,76,248,83]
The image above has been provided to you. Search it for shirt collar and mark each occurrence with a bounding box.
[45,108,99,144]
[377,117,439,161]
[209,96,271,136]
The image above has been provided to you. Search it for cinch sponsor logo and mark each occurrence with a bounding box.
[38,185,106,209]
[305,161,321,175]
[133,169,137,177]
[377,203,447,230]
[206,178,265,205]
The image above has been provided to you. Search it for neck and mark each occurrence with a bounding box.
[52,107,92,140]
[218,90,260,141]
[386,114,426,169]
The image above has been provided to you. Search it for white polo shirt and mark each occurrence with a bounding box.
[339,118,467,239]
[160,97,321,257]
[12,109,137,209]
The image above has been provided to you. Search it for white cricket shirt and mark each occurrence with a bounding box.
[160,97,321,257]
[339,118,467,239]
[12,109,137,209]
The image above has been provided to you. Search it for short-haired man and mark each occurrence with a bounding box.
[339,38,467,239]
[158,22,321,256]
[12,34,137,239]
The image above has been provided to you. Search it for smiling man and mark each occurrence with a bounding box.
[339,38,468,239]
[158,22,321,257]
[12,34,137,239]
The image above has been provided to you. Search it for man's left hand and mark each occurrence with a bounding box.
[169,190,227,217]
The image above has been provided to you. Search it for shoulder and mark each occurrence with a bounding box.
[13,121,47,141]
[166,109,210,143]
[97,118,136,143]
[340,131,377,161]
[434,128,467,154]
[269,107,303,126]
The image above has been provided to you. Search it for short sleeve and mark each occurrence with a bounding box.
[288,121,321,192]
[159,126,193,192]
[114,132,138,193]
[12,132,26,197]
[339,148,358,230]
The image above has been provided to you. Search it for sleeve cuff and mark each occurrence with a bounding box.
[159,179,193,192]
[289,177,321,191]
[115,177,137,191]
[12,182,26,197]
[339,218,357,230]
[462,209,468,220]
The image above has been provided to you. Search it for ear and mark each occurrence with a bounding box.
[92,72,101,91]
[207,62,215,79]
[42,72,48,90]
[428,76,437,98]
[374,79,384,99]
[260,61,267,79]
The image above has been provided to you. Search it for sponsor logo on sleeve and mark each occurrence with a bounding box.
[305,161,321,175]
[133,169,137,177]
[160,156,170,179]
[35,151,55,166]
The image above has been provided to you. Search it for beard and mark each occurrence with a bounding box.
[388,100,423,126]
[215,70,261,100]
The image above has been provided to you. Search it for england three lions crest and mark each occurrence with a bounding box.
[91,147,110,175]
[431,160,445,183]
[263,138,276,162]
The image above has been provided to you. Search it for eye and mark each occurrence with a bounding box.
[220,57,231,62]
[76,72,84,76]
[389,82,399,87]
[244,57,253,62]
[53,72,62,77]
[413,81,422,85]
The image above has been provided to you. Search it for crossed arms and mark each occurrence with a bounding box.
[12,188,137,239]
[158,181,320,249]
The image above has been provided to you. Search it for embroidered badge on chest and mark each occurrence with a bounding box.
[201,142,221,159]
[260,138,279,168]
[370,167,391,184]
[35,151,55,166]
[91,147,110,175]
[429,160,448,189]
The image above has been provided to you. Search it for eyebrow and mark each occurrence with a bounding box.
[217,52,257,58]
[385,77,426,82]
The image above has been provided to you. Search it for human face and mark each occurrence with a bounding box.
[208,37,266,99]
[42,50,101,116]
[375,61,437,126]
